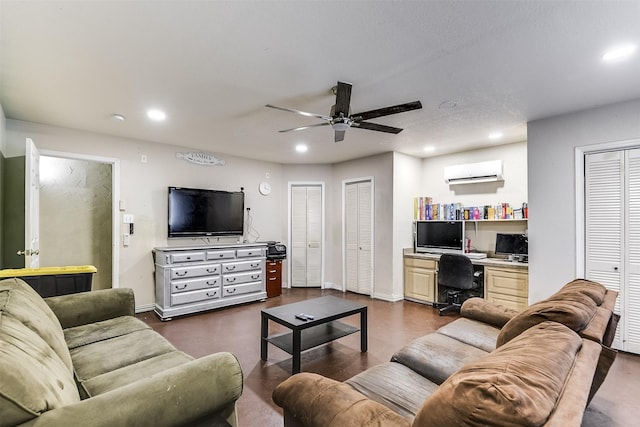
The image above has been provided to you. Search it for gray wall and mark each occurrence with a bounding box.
[2,156,25,268]
[528,98,640,302]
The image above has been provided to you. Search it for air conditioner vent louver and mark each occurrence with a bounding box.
[444,160,504,185]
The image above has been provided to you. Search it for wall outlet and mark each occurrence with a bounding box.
[123,214,134,224]
[123,234,130,247]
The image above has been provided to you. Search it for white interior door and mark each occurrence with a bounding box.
[289,184,323,287]
[24,138,40,268]
[345,180,373,295]
[624,149,640,354]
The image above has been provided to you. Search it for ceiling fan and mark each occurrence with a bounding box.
[266,81,422,142]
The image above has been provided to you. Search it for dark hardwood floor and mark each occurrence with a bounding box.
[137,288,639,427]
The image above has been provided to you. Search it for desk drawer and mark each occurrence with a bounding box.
[485,267,528,298]
[404,257,437,270]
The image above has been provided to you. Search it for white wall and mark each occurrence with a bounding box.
[393,152,423,298]
[6,119,286,308]
[527,98,640,303]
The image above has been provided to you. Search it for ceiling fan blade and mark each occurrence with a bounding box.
[352,101,422,121]
[265,104,332,121]
[335,130,346,142]
[279,122,330,133]
[333,81,352,116]
[353,121,403,134]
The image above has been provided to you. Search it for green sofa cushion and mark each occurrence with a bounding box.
[64,315,151,349]
[0,278,73,372]
[70,328,177,382]
[415,322,583,427]
[0,314,80,426]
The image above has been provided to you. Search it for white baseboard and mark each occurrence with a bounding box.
[135,303,155,314]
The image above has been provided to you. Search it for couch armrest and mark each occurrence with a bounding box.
[44,288,136,329]
[273,373,410,427]
[19,352,243,427]
[460,297,519,328]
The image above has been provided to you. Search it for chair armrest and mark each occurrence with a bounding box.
[273,373,410,427]
[20,352,243,427]
[45,288,135,329]
[460,297,519,328]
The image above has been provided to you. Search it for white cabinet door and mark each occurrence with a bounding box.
[624,149,640,354]
[290,184,323,287]
[24,138,40,268]
[345,180,373,295]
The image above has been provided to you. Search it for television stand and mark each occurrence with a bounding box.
[153,243,267,320]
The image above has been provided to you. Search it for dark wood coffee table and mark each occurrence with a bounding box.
[260,295,367,374]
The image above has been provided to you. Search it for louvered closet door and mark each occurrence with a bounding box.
[585,149,640,353]
[624,149,640,353]
[290,185,323,288]
[345,181,373,295]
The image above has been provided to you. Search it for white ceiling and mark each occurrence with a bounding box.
[1,1,639,164]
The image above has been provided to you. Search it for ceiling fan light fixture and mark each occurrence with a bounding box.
[332,122,350,131]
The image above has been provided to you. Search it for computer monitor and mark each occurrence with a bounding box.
[495,233,528,262]
[414,221,465,254]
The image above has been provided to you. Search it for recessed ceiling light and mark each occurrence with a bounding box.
[147,109,167,121]
[111,114,125,121]
[423,146,435,152]
[438,100,457,109]
[295,144,308,153]
[488,132,503,140]
[602,44,637,62]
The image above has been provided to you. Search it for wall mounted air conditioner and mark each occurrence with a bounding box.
[444,160,504,184]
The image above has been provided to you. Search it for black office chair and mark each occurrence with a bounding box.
[436,253,483,316]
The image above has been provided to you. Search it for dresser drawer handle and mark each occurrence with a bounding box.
[269,277,276,281]
[186,256,191,260]
[207,281,217,286]
[226,288,237,294]
[226,265,236,271]
[227,277,236,283]
[269,269,277,273]
[206,291,217,298]
[251,263,260,268]
[206,267,217,273]
[251,275,260,280]
[219,254,225,258]
[175,271,188,277]
[175,284,188,290]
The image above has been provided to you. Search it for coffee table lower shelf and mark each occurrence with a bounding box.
[265,321,359,354]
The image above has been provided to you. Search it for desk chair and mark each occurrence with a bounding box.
[436,253,483,315]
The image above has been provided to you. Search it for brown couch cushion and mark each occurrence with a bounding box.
[415,322,582,427]
[555,279,607,305]
[496,291,597,347]
[460,297,519,328]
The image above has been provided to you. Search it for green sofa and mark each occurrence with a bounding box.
[0,278,243,427]
[274,279,619,427]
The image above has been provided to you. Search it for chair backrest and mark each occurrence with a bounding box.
[438,253,477,290]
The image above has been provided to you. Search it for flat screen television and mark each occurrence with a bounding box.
[168,187,244,238]
[414,221,465,254]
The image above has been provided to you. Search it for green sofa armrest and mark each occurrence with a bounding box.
[273,373,410,427]
[45,288,136,329]
[19,352,243,427]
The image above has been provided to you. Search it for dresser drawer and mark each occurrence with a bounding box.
[206,250,236,260]
[223,270,263,286]
[236,247,265,258]
[223,281,263,297]
[171,288,220,305]
[221,259,264,274]
[170,251,206,263]
[170,264,220,279]
[171,276,220,293]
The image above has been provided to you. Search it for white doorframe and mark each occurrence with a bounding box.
[287,181,325,289]
[342,176,375,295]
[40,149,121,289]
[575,138,640,278]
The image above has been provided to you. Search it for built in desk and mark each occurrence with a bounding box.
[403,248,529,311]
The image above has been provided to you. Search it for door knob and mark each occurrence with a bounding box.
[16,249,38,256]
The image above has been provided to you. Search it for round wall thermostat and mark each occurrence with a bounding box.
[259,181,272,195]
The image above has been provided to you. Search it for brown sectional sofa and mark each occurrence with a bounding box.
[0,278,243,427]
[273,279,619,427]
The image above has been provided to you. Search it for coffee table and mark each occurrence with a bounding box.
[260,295,367,374]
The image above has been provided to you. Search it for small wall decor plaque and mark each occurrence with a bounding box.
[176,152,226,166]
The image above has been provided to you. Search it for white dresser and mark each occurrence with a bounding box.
[154,243,267,320]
